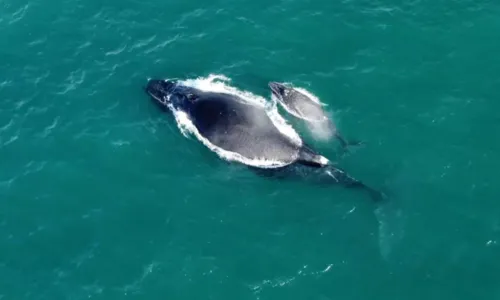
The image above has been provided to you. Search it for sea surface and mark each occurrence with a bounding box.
[2,0,500,299]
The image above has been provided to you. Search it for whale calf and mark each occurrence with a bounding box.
[269,82,361,149]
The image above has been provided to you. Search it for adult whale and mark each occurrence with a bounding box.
[145,79,383,202]
[269,82,361,150]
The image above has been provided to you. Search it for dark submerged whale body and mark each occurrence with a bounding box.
[269,82,362,150]
[145,79,383,202]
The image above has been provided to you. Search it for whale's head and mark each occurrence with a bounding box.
[269,82,291,100]
[145,79,177,106]
[145,78,201,112]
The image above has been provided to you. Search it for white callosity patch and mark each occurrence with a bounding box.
[164,74,304,169]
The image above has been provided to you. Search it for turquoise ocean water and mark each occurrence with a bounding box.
[2,0,500,298]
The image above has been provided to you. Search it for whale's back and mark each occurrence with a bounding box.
[188,92,302,165]
[281,90,327,122]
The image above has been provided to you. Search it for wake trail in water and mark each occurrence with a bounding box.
[372,171,411,261]
[163,74,305,169]
[375,202,405,261]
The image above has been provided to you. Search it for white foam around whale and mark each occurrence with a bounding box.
[165,74,305,169]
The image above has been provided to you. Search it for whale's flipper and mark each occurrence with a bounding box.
[322,166,384,203]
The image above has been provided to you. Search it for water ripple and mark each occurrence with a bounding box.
[105,44,128,56]
[76,40,92,50]
[56,69,86,95]
[31,70,51,87]
[74,128,111,140]
[173,8,207,29]
[22,160,48,177]
[0,177,16,192]
[27,36,47,47]
[0,133,19,148]
[71,243,99,269]
[8,3,29,24]
[0,119,14,132]
[36,117,60,139]
[360,5,403,16]
[129,35,157,52]
[121,262,159,295]
[144,34,181,54]
[0,81,13,99]
[249,263,335,295]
